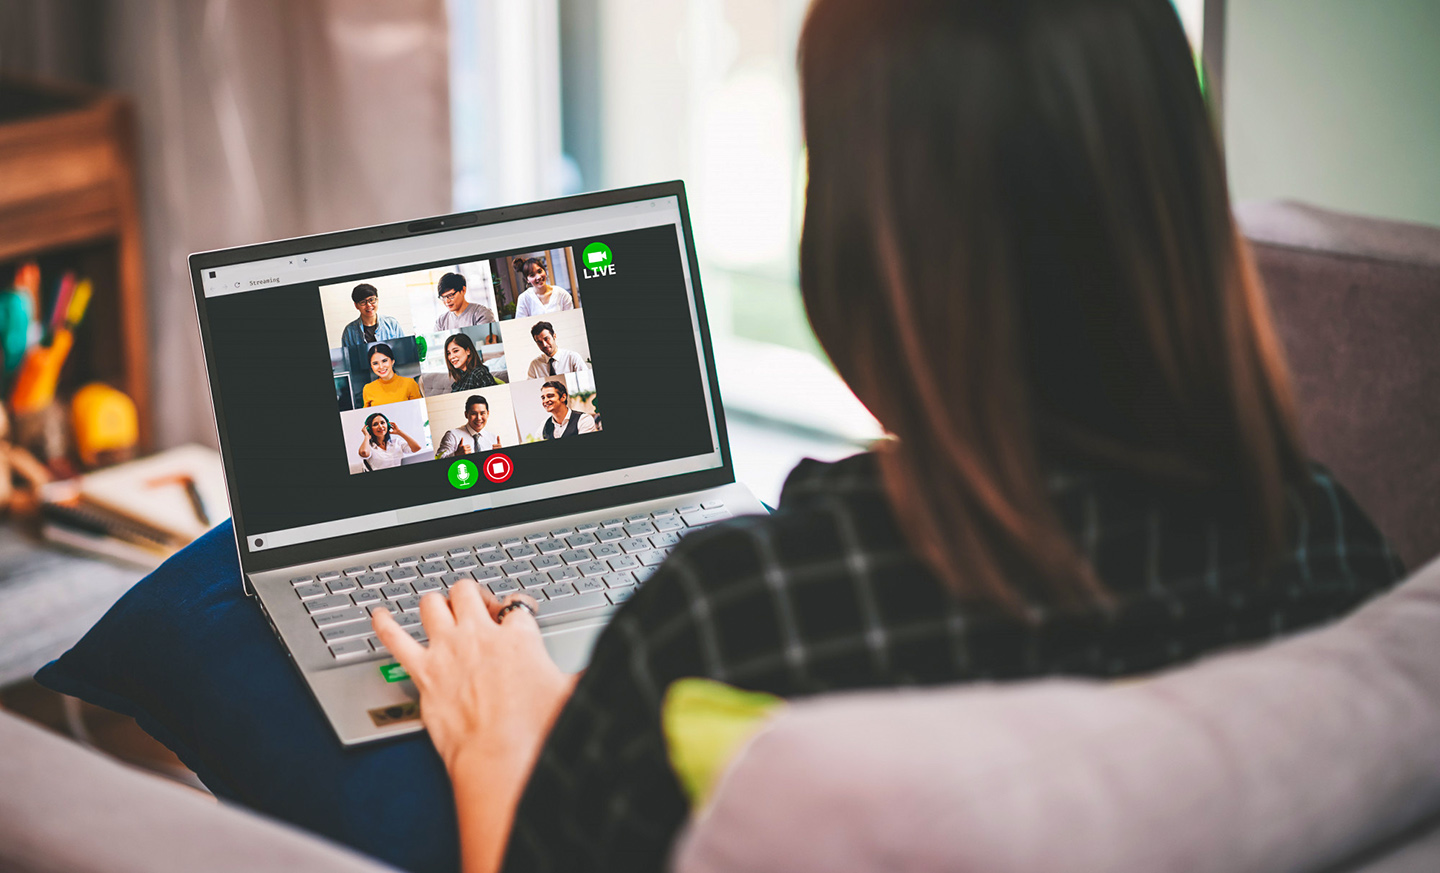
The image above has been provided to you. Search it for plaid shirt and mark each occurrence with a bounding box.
[503,452,1403,872]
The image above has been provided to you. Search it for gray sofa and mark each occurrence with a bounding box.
[4,202,1437,873]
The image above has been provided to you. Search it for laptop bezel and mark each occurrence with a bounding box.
[189,181,735,576]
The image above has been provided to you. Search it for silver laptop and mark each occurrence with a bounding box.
[190,183,765,745]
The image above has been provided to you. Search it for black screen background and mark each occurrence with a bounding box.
[206,224,718,542]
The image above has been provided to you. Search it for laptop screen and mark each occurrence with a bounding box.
[194,191,727,570]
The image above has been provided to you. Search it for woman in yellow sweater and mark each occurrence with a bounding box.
[361,342,422,407]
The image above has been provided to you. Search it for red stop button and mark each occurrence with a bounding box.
[483,453,513,483]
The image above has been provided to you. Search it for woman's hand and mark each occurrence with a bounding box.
[371,582,574,774]
[371,583,577,873]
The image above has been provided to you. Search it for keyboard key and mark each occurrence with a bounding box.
[561,549,593,565]
[289,575,315,586]
[418,561,448,577]
[321,622,369,642]
[447,547,473,558]
[536,539,567,555]
[603,571,635,589]
[595,528,625,544]
[682,509,733,527]
[625,521,657,537]
[489,578,521,596]
[381,583,414,600]
[570,560,603,577]
[574,522,601,533]
[474,541,501,553]
[532,554,564,571]
[650,532,681,549]
[313,607,367,628]
[368,560,394,572]
[294,583,327,600]
[626,513,650,524]
[394,612,422,628]
[619,538,651,554]
[500,537,524,549]
[636,550,667,567]
[316,570,342,583]
[367,602,400,616]
[543,583,575,599]
[306,594,354,614]
[330,639,371,659]
[351,589,384,606]
[549,527,576,538]
[576,577,606,594]
[342,565,367,576]
[395,555,421,566]
[501,560,534,576]
[635,565,658,583]
[357,572,389,589]
[548,566,581,584]
[563,534,596,550]
[473,566,503,582]
[388,567,420,583]
[367,635,389,656]
[414,577,445,595]
[422,551,446,562]
[506,544,539,560]
[327,577,358,594]
[439,572,472,588]
[701,500,725,510]
[516,573,550,590]
[653,516,685,533]
[591,543,623,559]
[536,590,611,619]
[608,555,640,572]
[479,550,509,567]
[607,587,636,605]
[600,517,626,528]
[677,504,702,514]
[396,595,422,612]
[449,554,480,571]
[651,507,677,518]
[525,532,552,544]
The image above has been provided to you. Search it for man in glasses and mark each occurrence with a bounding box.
[435,271,497,331]
[340,283,404,347]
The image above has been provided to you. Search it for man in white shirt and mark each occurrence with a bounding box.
[526,320,589,380]
[434,272,496,331]
[437,394,502,457]
[539,380,597,439]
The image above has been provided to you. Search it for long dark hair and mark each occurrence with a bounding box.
[368,342,395,375]
[363,412,391,448]
[444,333,480,382]
[798,0,1305,614]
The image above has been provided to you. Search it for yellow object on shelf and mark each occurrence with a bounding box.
[71,382,139,468]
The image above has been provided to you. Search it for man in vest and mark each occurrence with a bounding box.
[539,380,597,439]
[437,395,503,457]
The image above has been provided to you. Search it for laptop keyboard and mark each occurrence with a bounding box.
[285,501,732,662]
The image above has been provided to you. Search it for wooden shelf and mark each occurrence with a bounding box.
[0,76,150,449]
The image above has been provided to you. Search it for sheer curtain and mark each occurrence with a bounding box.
[105,0,452,448]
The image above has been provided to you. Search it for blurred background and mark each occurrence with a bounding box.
[0,0,1437,501]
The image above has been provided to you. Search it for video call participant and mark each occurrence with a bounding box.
[538,380,596,439]
[356,411,420,471]
[514,257,575,318]
[361,342,423,407]
[526,321,589,380]
[435,272,496,331]
[340,283,403,347]
[444,333,499,391]
[436,394,502,457]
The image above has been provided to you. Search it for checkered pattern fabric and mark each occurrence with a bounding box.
[503,453,1403,872]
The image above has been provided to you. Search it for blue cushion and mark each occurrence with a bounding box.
[34,520,458,873]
